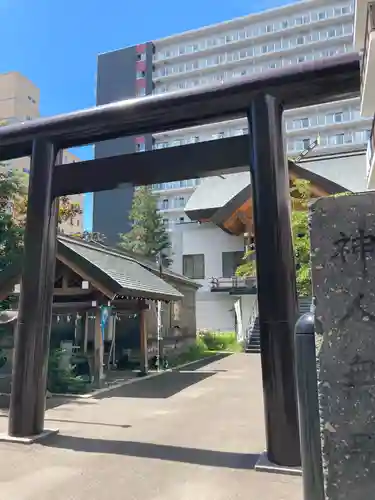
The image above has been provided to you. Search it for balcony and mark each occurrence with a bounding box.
[367,114,375,187]
[210,276,257,295]
[360,2,375,117]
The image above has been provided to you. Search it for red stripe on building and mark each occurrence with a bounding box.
[135,136,145,143]
[136,43,146,53]
[135,78,146,88]
[136,60,146,71]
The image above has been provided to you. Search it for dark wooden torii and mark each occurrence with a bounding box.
[0,53,360,468]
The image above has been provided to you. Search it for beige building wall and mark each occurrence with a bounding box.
[0,71,84,234]
[0,72,40,174]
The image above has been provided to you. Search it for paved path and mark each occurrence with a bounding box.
[0,353,302,500]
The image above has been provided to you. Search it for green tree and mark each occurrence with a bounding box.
[118,186,171,266]
[0,170,27,272]
[236,179,312,296]
[0,169,82,273]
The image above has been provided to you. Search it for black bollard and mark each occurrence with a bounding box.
[294,312,325,500]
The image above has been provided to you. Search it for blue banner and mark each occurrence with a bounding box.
[100,306,111,341]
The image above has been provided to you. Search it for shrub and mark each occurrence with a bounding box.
[47,348,90,394]
[198,331,239,351]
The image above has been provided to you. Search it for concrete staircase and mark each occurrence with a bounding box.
[245,297,312,354]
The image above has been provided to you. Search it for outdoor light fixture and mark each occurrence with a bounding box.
[81,280,89,289]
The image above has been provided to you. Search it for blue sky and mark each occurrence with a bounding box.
[0,0,291,230]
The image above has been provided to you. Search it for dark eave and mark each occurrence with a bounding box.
[186,159,350,226]
[0,237,185,303]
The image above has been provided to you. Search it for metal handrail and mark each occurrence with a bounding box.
[210,276,257,290]
[247,299,259,342]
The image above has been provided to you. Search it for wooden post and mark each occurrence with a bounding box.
[139,308,148,376]
[94,308,104,387]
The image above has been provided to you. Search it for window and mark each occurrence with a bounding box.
[162,198,169,209]
[302,138,311,149]
[179,216,185,223]
[222,251,244,278]
[296,36,304,45]
[136,88,146,97]
[136,53,146,61]
[136,70,145,79]
[328,28,336,38]
[136,143,145,152]
[318,11,326,20]
[334,133,344,145]
[301,117,309,128]
[333,112,343,123]
[183,254,205,279]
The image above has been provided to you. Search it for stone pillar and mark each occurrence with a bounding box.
[8,140,57,438]
[310,192,375,499]
[247,94,300,467]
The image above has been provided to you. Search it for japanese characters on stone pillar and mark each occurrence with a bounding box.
[310,192,375,500]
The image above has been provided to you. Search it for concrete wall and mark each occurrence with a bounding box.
[300,150,367,193]
[171,222,245,331]
[145,279,198,356]
[93,44,154,245]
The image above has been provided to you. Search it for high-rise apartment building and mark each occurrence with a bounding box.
[354,0,375,186]
[0,71,84,234]
[93,0,368,246]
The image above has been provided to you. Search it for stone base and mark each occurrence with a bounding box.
[0,428,59,444]
[255,451,302,476]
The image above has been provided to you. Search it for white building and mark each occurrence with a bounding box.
[151,0,368,228]
[354,0,375,186]
[182,152,367,332]
[144,0,371,331]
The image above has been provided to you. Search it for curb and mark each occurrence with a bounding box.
[50,352,223,400]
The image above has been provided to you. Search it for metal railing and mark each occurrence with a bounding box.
[361,2,375,95]
[246,298,259,343]
[210,276,257,291]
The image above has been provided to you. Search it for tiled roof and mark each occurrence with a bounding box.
[58,236,183,301]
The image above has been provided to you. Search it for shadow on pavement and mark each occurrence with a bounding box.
[174,353,231,372]
[43,434,258,470]
[45,418,132,429]
[94,371,216,399]
[94,353,232,400]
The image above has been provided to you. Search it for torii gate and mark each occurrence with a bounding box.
[0,53,359,469]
